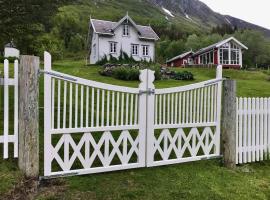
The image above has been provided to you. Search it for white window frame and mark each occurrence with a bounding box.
[109,42,117,54]
[142,45,149,57]
[123,25,129,36]
[131,44,139,56]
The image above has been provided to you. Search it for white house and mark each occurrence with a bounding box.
[4,41,20,58]
[89,14,159,64]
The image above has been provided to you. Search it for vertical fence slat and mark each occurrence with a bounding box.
[51,79,55,129]
[251,98,256,162]
[125,93,129,125]
[239,98,243,164]
[91,88,95,127]
[57,80,61,129]
[121,93,124,125]
[112,92,115,126]
[264,98,268,160]
[107,91,110,126]
[96,89,99,127]
[63,81,67,129]
[69,83,73,128]
[260,98,264,160]
[256,98,260,161]
[101,90,105,126]
[86,87,89,127]
[3,60,9,158]
[243,98,247,163]
[134,94,138,125]
[80,85,84,128]
[116,92,120,126]
[14,60,18,157]
[130,94,133,125]
[247,98,251,162]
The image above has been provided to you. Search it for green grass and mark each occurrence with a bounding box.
[1,60,270,199]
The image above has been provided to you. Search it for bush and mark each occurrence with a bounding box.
[173,71,194,80]
[0,56,18,63]
[112,67,140,81]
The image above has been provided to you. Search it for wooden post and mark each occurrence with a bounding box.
[18,55,39,178]
[221,79,237,169]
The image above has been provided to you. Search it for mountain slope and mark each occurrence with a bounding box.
[148,0,270,37]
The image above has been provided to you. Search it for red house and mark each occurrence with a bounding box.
[166,37,248,69]
[166,51,193,67]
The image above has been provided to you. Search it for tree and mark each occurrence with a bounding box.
[0,0,68,54]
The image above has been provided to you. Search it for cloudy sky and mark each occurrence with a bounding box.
[200,0,270,29]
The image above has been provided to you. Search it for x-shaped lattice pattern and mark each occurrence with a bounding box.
[51,130,140,171]
[153,127,217,161]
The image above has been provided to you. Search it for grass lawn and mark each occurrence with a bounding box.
[1,60,270,199]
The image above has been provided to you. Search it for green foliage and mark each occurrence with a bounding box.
[173,71,194,80]
[32,33,65,60]
[112,67,140,81]
[0,56,18,63]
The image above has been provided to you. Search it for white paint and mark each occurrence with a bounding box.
[0,59,19,159]
[236,97,270,164]
[162,7,175,17]
[4,47,20,58]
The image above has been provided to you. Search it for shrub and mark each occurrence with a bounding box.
[0,56,18,63]
[112,67,140,81]
[173,71,194,80]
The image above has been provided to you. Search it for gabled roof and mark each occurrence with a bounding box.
[166,51,193,63]
[5,41,16,48]
[90,14,159,41]
[193,37,248,56]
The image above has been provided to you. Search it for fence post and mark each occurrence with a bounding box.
[221,79,237,169]
[139,69,155,167]
[18,55,40,178]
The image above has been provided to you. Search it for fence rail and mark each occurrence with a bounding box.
[236,97,270,164]
[0,59,18,159]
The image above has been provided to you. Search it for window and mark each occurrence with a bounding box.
[123,25,129,36]
[131,44,139,55]
[109,42,117,54]
[219,42,230,65]
[219,42,240,65]
[142,45,149,56]
[93,44,96,57]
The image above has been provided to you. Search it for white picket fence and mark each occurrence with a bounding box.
[236,97,270,164]
[0,60,18,159]
[43,51,223,177]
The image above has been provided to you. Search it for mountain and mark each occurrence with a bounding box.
[147,0,270,37]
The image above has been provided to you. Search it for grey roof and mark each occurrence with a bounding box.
[5,41,16,48]
[193,37,248,56]
[90,16,159,40]
[166,51,193,63]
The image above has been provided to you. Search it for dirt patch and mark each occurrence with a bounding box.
[35,178,67,199]
[1,177,67,200]
[1,177,38,200]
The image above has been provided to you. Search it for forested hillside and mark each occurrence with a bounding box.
[1,0,270,67]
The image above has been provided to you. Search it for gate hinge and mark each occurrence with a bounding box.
[139,88,155,95]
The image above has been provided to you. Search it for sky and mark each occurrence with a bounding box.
[200,0,270,30]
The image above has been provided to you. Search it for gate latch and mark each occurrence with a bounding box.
[139,88,155,95]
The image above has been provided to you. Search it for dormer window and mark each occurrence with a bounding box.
[123,25,129,36]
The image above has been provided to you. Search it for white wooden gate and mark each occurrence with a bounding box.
[43,52,223,177]
[0,59,18,159]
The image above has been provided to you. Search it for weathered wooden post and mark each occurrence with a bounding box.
[18,55,39,178]
[221,79,237,169]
